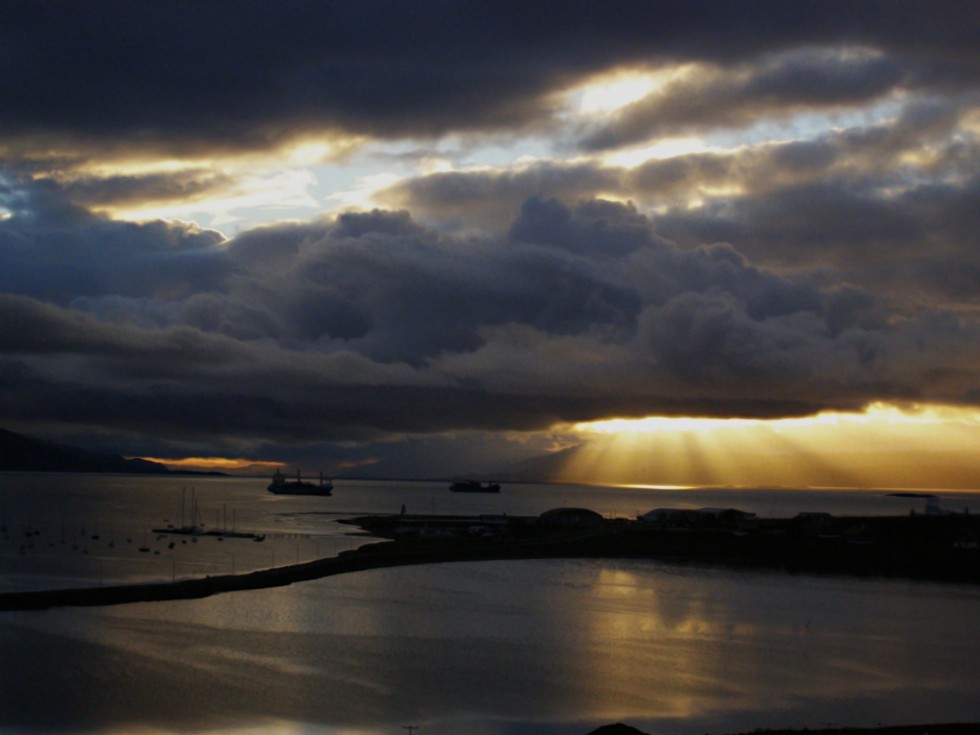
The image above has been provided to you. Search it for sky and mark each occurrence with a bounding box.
[1,1,978,487]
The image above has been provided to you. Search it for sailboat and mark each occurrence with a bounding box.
[152,488,262,540]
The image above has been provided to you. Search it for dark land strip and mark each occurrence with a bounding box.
[590,724,980,735]
[1,512,978,611]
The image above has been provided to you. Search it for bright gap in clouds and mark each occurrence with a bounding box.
[601,137,713,168]
[575,71,660,114]
[109,169,322,228]
[576,403,980,434]
[561,403,980,491]
[569,64,703,115]
[63,136,368,231]
[134,457,285,472]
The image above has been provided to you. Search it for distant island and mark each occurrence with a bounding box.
[0,427,223,475]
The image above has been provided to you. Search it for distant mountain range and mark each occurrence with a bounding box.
[0,427,221,475]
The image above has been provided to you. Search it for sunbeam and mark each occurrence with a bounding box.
[557,403,980,490]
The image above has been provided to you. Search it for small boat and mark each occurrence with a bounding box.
[449,479,501,493]
[268,469,333,496]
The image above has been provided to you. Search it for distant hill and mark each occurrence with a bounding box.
[494,445,576,483]
[0,427,179,474]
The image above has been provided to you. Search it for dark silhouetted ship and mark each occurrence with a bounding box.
[449,479,501,493]
[268,470,333,495]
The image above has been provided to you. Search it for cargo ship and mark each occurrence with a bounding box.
[268,470,333,495]
[449,479,501,493]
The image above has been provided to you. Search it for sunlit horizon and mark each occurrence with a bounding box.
[574,402,980,434]
[558,402,980,491]
[133,456,285,472]
[130,403,980,490]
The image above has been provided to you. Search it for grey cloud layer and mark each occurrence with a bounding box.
[2,1,977,158]
[578,48,909,151]
[385,98,980,310]
[0,179,227,304]
[1,2,978,469]
[2,180,977,456]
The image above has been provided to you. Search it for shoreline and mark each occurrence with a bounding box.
[591,725,980,735]
[1,512,977,611]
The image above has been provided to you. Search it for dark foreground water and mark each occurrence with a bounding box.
[1,474,978,734]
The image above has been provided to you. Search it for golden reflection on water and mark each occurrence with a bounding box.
[5,558,979,734]
[522,560,980,728]
[573,565,731,719]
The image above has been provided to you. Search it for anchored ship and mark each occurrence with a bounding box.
[449,479,501,493]
[268,470,333,496]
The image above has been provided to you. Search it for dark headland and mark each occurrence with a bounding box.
[0,427,223,475]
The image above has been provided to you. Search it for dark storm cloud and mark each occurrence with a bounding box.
[636,117,980,305]
[382,94,979,311]
[199,206,647,363]
[579,48,909,151]
[56,170,234,209]
[1,2,979,470]
[378,162,623,234]
[0,176,228,305]
[387,91,977,220]
[2,179,978,460]
[651,172,980,308]
[1,1,978,157]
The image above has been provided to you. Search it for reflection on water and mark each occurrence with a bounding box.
[0,473,370,592]
[3,472,979,594]
[2,559,978,735]
[1,474,979,734]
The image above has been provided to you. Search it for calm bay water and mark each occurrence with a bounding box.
[1,473,979,734]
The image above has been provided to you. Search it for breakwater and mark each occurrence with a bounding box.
[0,538,575,611]
[2,512,977,611]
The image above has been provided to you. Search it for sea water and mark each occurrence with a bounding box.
[2,473,977,592]
[1,473,978,734]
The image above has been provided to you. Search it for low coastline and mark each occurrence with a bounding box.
[1,511,977,611]
[591,725,980,735]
